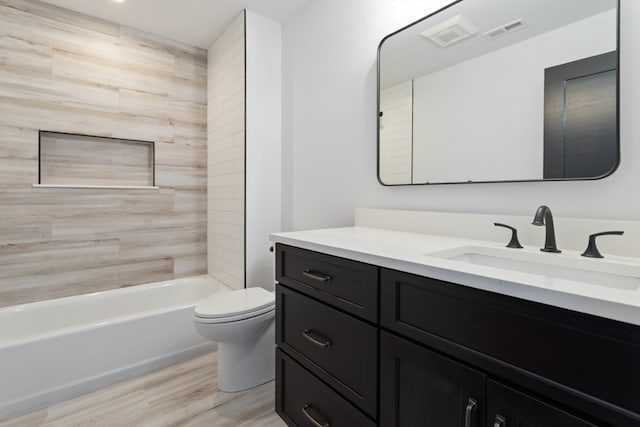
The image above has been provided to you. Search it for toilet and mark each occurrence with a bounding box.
[193,287,276,392]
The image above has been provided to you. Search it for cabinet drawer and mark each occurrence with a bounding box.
[276,349,375,427]
[276,285,377,417]
[381,268,640,422]
[276,244,378,321]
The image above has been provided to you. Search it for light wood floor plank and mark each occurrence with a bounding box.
[0,351,286,427]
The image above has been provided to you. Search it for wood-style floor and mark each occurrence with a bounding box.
[0,351,286,427]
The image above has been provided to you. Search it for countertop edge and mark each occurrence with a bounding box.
[270,230,640,327]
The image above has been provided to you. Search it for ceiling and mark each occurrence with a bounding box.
[38,0,312,49]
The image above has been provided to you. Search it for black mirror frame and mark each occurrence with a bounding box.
[376,0,621,186]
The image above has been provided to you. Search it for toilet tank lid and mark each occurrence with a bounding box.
[194,287,274,319]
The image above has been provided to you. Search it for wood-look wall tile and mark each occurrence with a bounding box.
[0,125,38,158]
[3,2,175,75]
[0,188,175,217]
[0,258,174,307]
[115,257,174,286]
[0,0,121,38]
[0,4,122,59]
[51,49,204,103]
[0,68,120,113]
[155,141,207,168]
[155,166,207,191]
[0,238,119,278]
[0,215,51,245]
[0,34,52,72]
[51,212,205,240]
[0,0,206,306]
[118,25,207,66]
[118,227,206,261]
[0,157,37,186]
[174,255,208,277]
[175,190,207,213]
[119,88,206,125]
[174,53,208,82]
[0,97,176,143]
[173,121,207,147]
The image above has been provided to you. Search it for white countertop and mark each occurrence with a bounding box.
[270,226,640,327]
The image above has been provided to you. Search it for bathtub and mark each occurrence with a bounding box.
[0,275,229,421]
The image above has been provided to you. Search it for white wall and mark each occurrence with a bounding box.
[282,0,639,231]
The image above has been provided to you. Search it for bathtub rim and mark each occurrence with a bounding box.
[0,274,230,350]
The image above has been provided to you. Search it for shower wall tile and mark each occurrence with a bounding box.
[0,258,174,306]
[0,0,207,307]
[207,12,245,291]
[0,215,51,245]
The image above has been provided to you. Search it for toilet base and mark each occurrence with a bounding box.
[217,321,275,392]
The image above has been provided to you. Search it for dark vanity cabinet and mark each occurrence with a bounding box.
[275,244,379,426]
[275,244,640,427]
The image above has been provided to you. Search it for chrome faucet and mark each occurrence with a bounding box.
[532,205,561,253]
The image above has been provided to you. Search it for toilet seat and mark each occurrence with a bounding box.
[194,287,275,324]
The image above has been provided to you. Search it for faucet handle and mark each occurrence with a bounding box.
[581,231,624,258]
[494,223,523,249]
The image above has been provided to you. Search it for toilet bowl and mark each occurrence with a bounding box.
[193,287,275,392]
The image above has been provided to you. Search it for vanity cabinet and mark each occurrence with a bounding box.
[274,243,640,427]
[275,244,379,425]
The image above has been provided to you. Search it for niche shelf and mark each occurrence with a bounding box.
[37,131,158,189]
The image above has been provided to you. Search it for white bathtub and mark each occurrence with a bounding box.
[0,275,229,421]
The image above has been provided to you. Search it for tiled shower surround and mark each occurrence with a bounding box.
[206,12,246,291]
[0,0,208,306]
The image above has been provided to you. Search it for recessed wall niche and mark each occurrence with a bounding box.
[38,131,156,188]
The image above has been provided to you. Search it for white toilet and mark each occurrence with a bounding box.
[193,287,276,392]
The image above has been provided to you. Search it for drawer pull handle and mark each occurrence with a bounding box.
[465,398,477,427]
[302,404,330,427]
[303,270,332,282]
[302,329,332,348]
[494,415,506,427]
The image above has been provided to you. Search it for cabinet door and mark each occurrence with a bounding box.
[487,380,600,427]
[380,332,485,427]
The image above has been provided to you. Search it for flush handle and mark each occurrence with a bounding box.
[302,404,330,427]
[303,269,332,282]
[302,329,331,348]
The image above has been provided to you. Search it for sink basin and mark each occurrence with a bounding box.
[429,246,640,291]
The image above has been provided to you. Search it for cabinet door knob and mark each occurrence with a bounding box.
[464,398,478,427]
[302,329,332,348]
[302,404,330,427]
[302,269,332,282]
[494,415,507,427]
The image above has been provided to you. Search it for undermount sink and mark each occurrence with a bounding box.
[429,246,640,291]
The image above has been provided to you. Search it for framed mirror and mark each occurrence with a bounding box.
[377,0,619,185]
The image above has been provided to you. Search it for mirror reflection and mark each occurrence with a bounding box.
[377,0,619,185]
